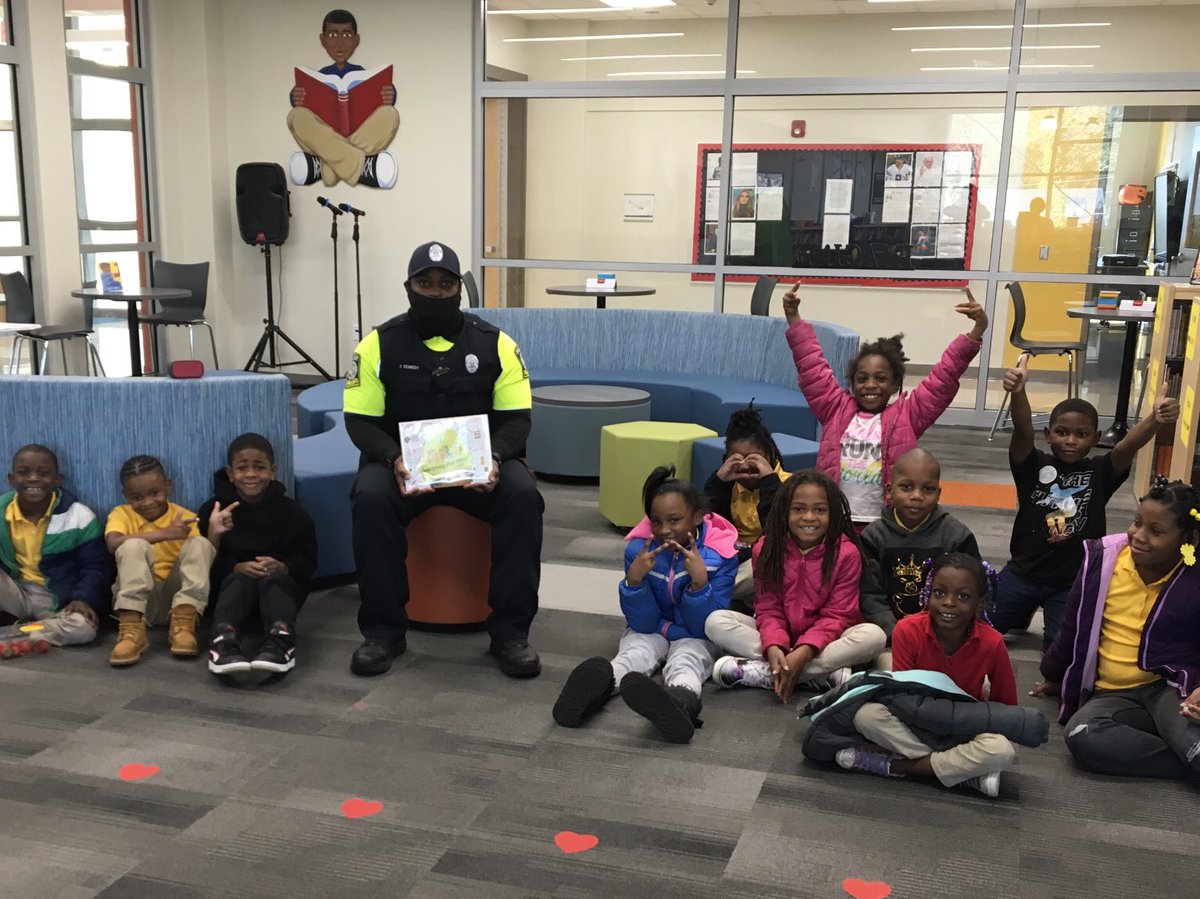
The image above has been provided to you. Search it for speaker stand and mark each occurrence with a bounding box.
[244,242,332,380]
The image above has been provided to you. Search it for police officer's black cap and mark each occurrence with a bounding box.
[407,241,462,280]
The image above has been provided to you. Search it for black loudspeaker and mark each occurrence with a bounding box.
[235,162,290,245]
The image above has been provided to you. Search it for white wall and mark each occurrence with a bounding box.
[149,0,474,376]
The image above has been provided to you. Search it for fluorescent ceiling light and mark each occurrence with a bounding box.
[488,7,627,14]
[561,52,720,61]
[601,0,676,7]
[894,25,1011,32]
[1025,23,1110,28]
[606,69,754,76]
[911,44,1098,53]
[504,32,684,42]
[1020,63,1094,69]
[919,65,1007,72]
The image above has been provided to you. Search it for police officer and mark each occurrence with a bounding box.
[343,241,543,678]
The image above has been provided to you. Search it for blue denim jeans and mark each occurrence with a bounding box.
[987,565,1069,651]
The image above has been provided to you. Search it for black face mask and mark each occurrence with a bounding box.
[405,285,464,340]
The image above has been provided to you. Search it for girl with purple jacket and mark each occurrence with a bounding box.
[1034,479,1200,780]
[781,285,987,526]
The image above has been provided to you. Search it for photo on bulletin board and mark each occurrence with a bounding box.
[731,187,757,220]
[911,224,938,258]
[885,152,914,183]
[692,142,980,286]
[706,155,722,182]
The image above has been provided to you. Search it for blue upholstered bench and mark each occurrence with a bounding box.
[0,372,293,515]
[290,309,859,577]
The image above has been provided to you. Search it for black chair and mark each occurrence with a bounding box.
[749,276,777,316]
[1,271,104,376]
[463,269,482,309]
[988,281,1087,440]
[138,260,217,371]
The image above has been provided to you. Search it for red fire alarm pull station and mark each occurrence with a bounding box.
[791,119,806,138]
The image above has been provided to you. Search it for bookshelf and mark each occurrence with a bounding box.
[1134,283,1200,496]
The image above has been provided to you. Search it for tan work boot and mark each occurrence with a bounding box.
[109,611,149,667]
[168,604,200,657]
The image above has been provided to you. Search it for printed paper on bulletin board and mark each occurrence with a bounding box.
[691,142,981,287]
[1181,385,1195,451]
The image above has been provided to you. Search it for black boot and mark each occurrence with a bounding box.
[620,673,703,744]
[553,657,615,727]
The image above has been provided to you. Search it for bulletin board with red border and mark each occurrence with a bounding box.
[693,143,981,287]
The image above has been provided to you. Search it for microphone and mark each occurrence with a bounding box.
[338,202,366,216]
[317,196,343,215]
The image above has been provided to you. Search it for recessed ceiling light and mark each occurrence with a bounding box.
[606,69,753,76]
[918,65,1007,72]
[600,0,677,7]
[1020,63,1095,69]
[504,32,685,43]
[894,25,1012,32]
[1025,22,1110,29]
[911,44,1098,53]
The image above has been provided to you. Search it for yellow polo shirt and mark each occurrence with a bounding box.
[5,499,53,585]
[1095,546,1178,691]
[105,502,199,582]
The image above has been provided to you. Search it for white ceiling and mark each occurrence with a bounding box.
[485,0,1197,20]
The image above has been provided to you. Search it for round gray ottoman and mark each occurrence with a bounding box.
[528,384,651,477]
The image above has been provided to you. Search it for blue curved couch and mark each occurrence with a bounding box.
[293,309,859,577]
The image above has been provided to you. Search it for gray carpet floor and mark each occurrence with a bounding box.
[1,426,1194,898]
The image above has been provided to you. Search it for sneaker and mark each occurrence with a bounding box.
[208,625,251,675]
[109,611,149,667]
[251,622,296,674]
[358,152,397,189]
[553,657,615,727]
[168,604,200,657]
[961,771,1001,798]
[802,666,852,693]
[289,151,322,186]
[835,746,903,779]
[712,655,772,689]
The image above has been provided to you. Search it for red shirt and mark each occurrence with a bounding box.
[891,613,1018,705]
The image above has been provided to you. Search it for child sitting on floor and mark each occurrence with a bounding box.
[106,455,215,667]
[703,402,788,613]
[836,553,1023,797]
[858,447,980,667]
[707,471,885,702]
[1035,478,1200,781]
[781,284,986,527]
[0,444,112,646]
[198,433,317,677]
[988,355,1179,651]
[553,465,738,744]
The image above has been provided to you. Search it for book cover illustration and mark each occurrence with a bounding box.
[399,413,493,490]
[293,64,392,137]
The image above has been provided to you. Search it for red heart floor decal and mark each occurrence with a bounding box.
[554,831,598,854]
[842,878,892,899]
[118,763,160,782]
[341,797,384,819]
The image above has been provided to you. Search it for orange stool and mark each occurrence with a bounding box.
[405,506,492,631]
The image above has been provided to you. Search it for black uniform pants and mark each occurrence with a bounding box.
[350,459,543,644]
[211,572,304,633]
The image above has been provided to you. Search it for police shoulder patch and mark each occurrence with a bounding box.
[514,345,529,379]
[345,353,361,388]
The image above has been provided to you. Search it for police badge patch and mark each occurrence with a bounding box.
[465,353,479,374]
[346,353,361,388]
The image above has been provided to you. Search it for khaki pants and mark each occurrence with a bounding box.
[704,610,886,681]
[0,573,97,645]
[287,105,400,186]
[853,701,1015,787]
[112,537,215,625]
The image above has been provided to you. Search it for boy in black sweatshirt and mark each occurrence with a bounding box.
[199,433,317,677]
[859,448,980,662]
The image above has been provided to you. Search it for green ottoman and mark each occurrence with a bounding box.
[599,421,718,527]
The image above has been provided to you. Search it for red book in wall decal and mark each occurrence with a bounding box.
[293,64,392,137]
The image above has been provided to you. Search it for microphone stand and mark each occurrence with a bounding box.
[328,207,341,375]
[350,209,364,342]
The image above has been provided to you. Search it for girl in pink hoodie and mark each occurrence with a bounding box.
[707,471,886,703]
[781,285,987,526]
